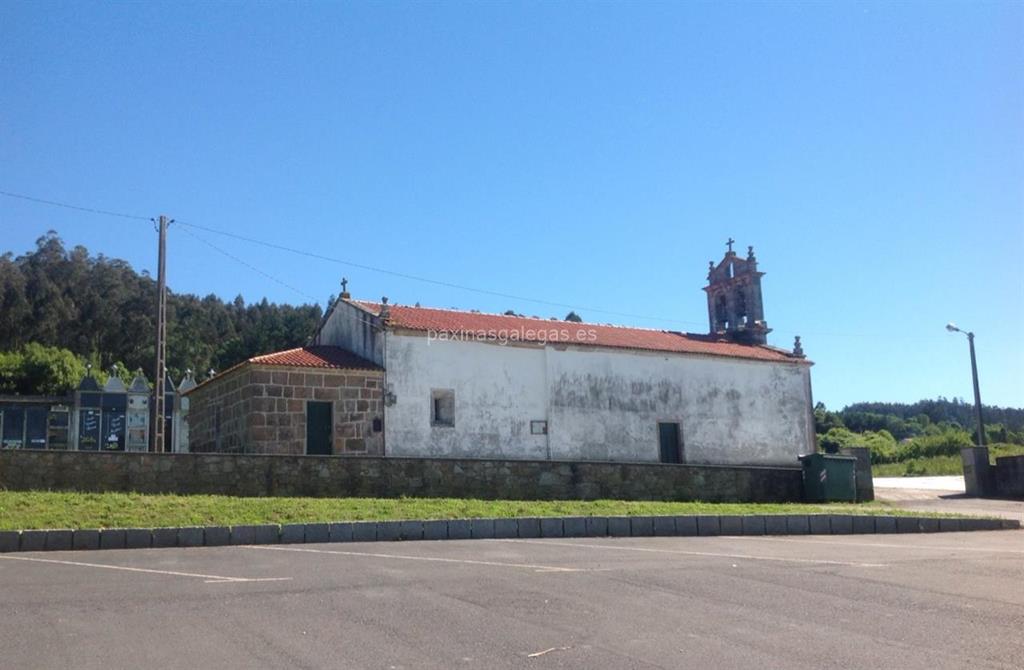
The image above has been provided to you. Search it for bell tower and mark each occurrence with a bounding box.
[703,239,770,345]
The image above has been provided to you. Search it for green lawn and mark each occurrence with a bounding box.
[872,444,1024,477]
[0,490,921,530]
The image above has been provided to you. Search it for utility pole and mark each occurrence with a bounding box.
[967,332,985,446]
[946,323,986,447]
[152,215,169,453]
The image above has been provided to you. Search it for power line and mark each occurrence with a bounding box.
[176,225,383,332]
[0,189,149,221]
[5,187,945,341]
[173,220,707,328]
[1,188,696,326]
[177,225,321,303]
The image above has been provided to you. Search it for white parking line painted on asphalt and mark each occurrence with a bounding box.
[0,554,293,583]
[247,544,606,573]
[501,539,889,567]
[745,536,1024,555]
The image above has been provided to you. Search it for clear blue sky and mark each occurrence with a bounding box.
[2,1,1021,410]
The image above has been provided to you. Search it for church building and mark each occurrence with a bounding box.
[186,243,815,466]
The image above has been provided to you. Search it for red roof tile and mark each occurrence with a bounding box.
[351,301,805,364]
[250,346,381,371]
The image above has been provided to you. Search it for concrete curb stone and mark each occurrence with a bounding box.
[20,530,47,552]
[585,517,608,537]
[852,516,875,534]
[517,518,541,538]
[607,517,631,537]
[719,516,743,536]
[281,524,306,544]
[72,529,100,551]
[376,521,402,541]
[328,522,354,542]
[470,519,495,539]
[152,528,178,548]
[676,516,699,536]
[764,516,787,535]
[46,530,73,551]
[304,523,329,544]
[959,519,985,531]
[423,520,449,540]
[252,525,281,545]
[203,527,231,547]
[741,516,766,536]
[99,529,127,550]
[697,516,720,536]
[653,516,676,536]
[0,530,20,552]
[178,527,204,547]
[630,516,654,537]
[494,519,519,539]
[447,519,471,540]
[830,516,854,535]
[400,521,424,541]
[874,516,898,534]
[785,516,810,535]
[540,518,564,538]
[563,517,587,538]
[896,517,923,533]
[230,525,257,545]
[978,518,1004,531]
[125,528,152,549]
[1,513,1015,553]
[808,516,831,535]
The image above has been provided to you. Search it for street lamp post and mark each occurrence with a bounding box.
[946,323,985,447]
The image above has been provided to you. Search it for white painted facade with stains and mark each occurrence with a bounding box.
[314,299,815,467]
[383,333,814,466]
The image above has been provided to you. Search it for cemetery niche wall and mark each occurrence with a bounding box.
[0,368,194,453]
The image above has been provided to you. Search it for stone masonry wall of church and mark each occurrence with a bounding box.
[188,365,384,456]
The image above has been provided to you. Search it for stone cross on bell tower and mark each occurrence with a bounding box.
[703,240,771,345]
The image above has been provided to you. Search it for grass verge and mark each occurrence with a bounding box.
[0,490,939,530]
[872,444,1024,477]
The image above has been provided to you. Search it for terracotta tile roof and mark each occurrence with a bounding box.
[351,301,806,364]
[249,346,381,371]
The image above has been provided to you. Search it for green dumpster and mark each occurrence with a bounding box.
[799,453,857,502]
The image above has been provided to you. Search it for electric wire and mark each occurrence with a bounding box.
[0,189,150,221]
[0,188,705,328]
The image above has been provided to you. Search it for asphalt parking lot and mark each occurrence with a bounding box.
[2,532,1022,669]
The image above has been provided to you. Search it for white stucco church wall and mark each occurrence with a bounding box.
[544,345,813,465]
[380,332,813,467]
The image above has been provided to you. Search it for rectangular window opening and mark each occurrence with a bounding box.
[431,389,455,427]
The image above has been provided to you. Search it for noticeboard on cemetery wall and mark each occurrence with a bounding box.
[78,409,100,451]
[102,410,126,451]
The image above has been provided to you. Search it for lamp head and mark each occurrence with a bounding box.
[946,323,959,333]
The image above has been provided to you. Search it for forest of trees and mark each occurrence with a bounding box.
[814,399,1024,466]
[0,232,322,391]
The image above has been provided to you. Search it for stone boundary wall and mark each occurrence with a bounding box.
[1,514,1017,554]
[0,450,800,502]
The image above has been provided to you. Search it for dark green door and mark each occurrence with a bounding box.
[306,401,333,455]
[658,422,681,463]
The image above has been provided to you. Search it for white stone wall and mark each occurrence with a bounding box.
[313,301,384,366]
[381,333,814,466]
[545,346,813,466]
[383,335,550,459]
